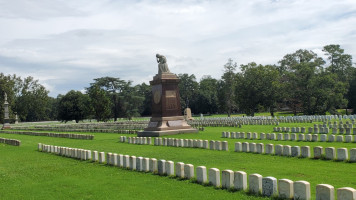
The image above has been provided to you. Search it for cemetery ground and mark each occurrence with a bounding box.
[1,122,356,199]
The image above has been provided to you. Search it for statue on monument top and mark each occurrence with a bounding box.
[4,92,7,102]
[156,54,171,74]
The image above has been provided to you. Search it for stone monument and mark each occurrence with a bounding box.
[138,54,197,137]
[184,108,194,120]
[15,113,18,124]
[2,92,11,129]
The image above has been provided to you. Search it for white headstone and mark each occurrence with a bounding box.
[301,146,311,158]
[196,166,207,184]
[294,181,311,200]
[262,176,277,197]
[283,145,292,156]
[242,142,249,152]
[149,158,158,173]
[165,161,174,176]
[157,160,166,175]
[350,148,356,163]
[136,157,143,171]
[175,162,185,178]
[337,148,348,161]
[117,154,124,167]
[313,146,323,159]
[266,144,274,154]
[99,152,105,163]
[129,156,136,170]
[234,171,247,191]
[222,141,228,151]
[291,146,301,157]
[275,144,283,156]
[222,170,234,189]
[337,187,356,200]
[325,147,336,160]
[316,184,334,200]
[278,179,294,199]
[184,164,194,179]
[142,158,150,172]
[209,168,220,187]
[257,143,264,154]
[235,142,242,152]
[249,173,262,194]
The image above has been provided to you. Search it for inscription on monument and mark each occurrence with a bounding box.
[166,90,177,110]
[166,90,176,97]
[148,122,158,128]
[168,120,183,127]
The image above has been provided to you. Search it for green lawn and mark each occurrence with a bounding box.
[1,123,355,200]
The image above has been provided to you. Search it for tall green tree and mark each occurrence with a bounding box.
[118,82,144,120]
[15,76,51,121]
[279,49,347,115]
[323,44,353,82]
[58,90,88,123]
[89,77,126,121]
[236,63,282,116]
[135,83,152,116]
[220,58,237,117]
[195,75,219,114]
[178,74,199,110]
[279,50,324,115]
[323,44,354,114]
[306,72,348,114]
[87,85,112,122]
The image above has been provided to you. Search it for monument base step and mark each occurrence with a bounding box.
[137,128,198,137]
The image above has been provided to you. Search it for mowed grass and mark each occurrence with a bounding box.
[0,135,270,200]
[0,122,355,200]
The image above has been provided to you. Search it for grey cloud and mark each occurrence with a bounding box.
[0,0,355,97]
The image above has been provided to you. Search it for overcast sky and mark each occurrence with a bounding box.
[0,0,355,97]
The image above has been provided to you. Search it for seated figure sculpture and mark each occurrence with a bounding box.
[156,54,170,74]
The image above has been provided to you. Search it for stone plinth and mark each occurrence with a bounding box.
[138,73,197,137]
[2,95,11,130]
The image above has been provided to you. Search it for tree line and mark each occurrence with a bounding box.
[0,44,355,123]
[186,44,356,116]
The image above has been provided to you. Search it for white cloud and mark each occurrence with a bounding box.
[0,0,355,97]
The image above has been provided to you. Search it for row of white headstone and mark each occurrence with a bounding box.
[274,127,306,133]
[222,131,356,143]
[0,137,21,146]
[234,142,356,162]
[274,126,356,134]
[120,136,152,145]
[121,136,230,151]
[38,143,356,200]
[13,127,140,134]
[153,137,229,151]
[0,130,94,140]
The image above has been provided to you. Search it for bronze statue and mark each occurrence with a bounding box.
[156,54,170,74]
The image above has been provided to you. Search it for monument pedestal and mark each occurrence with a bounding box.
[138,72,197,137]
[2,95,11,130]
[2,121,11,130]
